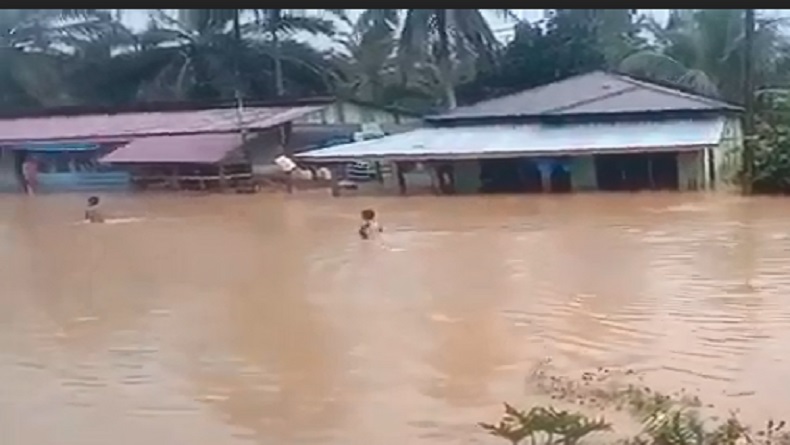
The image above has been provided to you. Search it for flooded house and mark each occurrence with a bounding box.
[297,71,744,195]
[0,98,417,193]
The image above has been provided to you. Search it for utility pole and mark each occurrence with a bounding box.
[742,8,756,195]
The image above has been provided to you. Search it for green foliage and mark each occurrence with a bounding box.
[486,365,790,445]
[457,9,642,104]
[480,403,611,445]
[747,89,790,193]
[619,10,788,102]
[2,7,790,127]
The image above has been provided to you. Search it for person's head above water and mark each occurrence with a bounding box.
[88,196,100,207]
[361,209,376,221]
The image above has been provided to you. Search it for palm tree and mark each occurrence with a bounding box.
[358,9,511,110]
[619,9,788,102]
[132,11,239,100]
[177,9,343,97]
[248,9,342,97]
[0,9,117,108]
[136,10,337,101]
[331,24,443,112]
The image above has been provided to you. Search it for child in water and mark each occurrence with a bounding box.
[85,196,104,223]
[358,208,383,240]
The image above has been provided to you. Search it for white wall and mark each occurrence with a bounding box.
[453,160,482,194]
[569,156,597,191]
[677,151,703,191]
[293,102,418,126]
[714,116,743,189]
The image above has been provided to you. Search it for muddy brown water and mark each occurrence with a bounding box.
[2,192,790,444]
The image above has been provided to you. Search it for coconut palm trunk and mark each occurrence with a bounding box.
[435,9,457,109]
[742,8,756,195]
[232,9,242,91]
[269,9,285,97]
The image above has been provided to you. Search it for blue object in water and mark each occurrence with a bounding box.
[21,142,100,152]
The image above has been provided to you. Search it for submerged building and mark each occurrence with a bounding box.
[0,98,417,193]
[297,71,744,195]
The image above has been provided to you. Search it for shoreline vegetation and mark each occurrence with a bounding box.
[482,361,789,445]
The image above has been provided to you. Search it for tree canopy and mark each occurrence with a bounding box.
[1,9,788,114]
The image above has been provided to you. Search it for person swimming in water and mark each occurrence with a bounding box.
[85,196,104,223]
[358,208,383,240]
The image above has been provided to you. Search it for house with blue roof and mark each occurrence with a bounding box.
[298,71,744,195]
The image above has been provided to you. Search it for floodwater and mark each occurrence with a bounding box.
[2,192,790,444]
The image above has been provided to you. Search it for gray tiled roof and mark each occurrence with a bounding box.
[429,71,741,122]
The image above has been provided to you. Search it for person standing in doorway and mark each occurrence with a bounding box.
[22,155,38,195]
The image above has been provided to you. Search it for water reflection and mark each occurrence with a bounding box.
[2,193,790,443]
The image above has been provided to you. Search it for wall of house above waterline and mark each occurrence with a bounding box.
[295,101,419,126]
[340,149,718,197]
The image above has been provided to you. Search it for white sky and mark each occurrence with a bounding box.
[120,9,671,35]
[121,9,786,48]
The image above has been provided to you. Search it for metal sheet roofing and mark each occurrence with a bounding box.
[101,133,245,164]
[297,118,726,162]
[427,71,741,122]
[0,105,323,144]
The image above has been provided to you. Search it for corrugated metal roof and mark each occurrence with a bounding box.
[297,118,726,162]
[0,105,323,144]
[101,133,245,164]
[428,71,741,122]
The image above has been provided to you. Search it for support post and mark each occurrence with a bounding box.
[330,164,341,197]
[430,163,440,195]
[396,162,407,195]
[375,161,384,184]
[536,160,553,193]
[286,170,294,193]
[218,164,228,191]
[647,156,655,190]
[169,166,178,190]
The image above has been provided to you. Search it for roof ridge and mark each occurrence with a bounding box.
[541,84,640,115]
[440,70,611,116]
[609,72,737,109]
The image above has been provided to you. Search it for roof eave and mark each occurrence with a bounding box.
[425,108,742,125]
[297,143,714,164]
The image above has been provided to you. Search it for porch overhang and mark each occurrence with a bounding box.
[296,118,725,163]
[100,133,247,165]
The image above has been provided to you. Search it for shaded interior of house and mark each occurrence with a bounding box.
[329,148,714,196]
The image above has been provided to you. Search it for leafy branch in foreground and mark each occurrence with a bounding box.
[483,364,790,445]
[479,403,611,445]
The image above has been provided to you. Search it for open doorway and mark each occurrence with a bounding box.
[594,152,679,191]
[480,158,542,193]
[549,164,572,193]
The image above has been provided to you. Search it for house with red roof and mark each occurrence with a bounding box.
[0,98,418,192]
